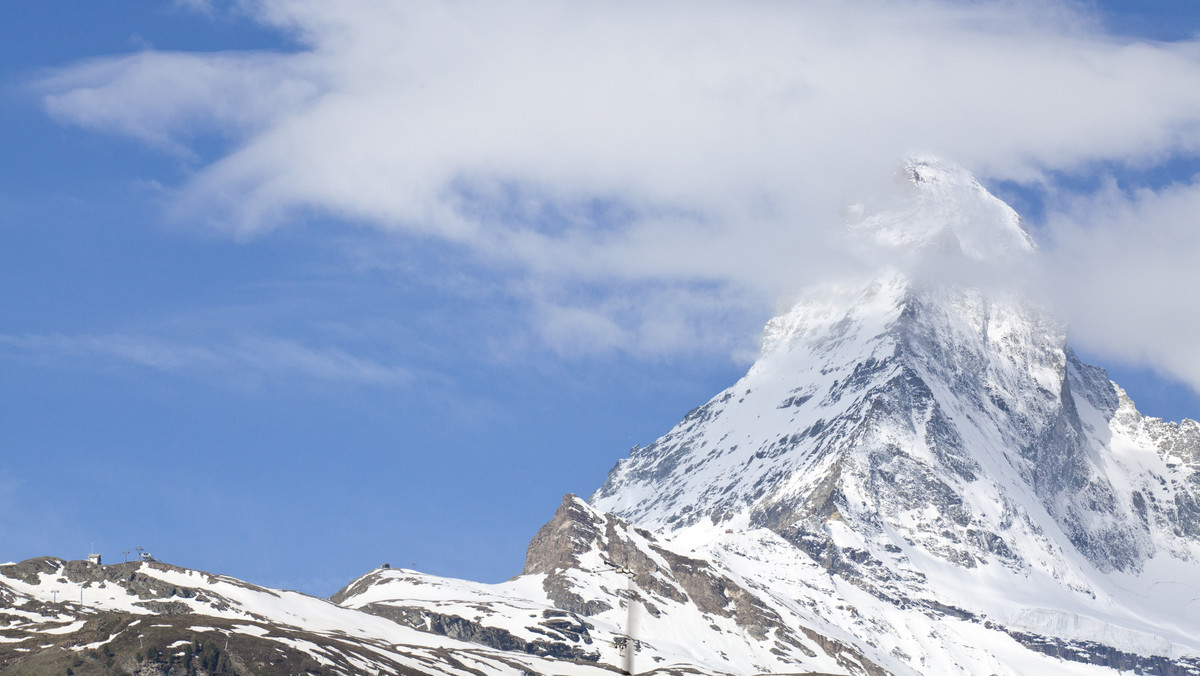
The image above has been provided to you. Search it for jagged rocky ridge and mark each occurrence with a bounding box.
[0,556,627,675]
[3,158,1199,675]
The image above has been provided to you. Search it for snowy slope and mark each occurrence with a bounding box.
[0,557,634,675]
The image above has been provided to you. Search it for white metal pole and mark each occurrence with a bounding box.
[623,574,638,675]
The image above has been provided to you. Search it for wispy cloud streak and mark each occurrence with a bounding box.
[0,333,412,387]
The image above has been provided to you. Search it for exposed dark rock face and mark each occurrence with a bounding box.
[1003,628,1200,676]
[358,603,601,663]
[524,495,611,576]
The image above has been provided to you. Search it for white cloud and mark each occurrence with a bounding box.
[531,282,765,359]
[0,333,412,387]
[32,0,1200,379]
[40,50,320,156]
[1042,178,1200,390]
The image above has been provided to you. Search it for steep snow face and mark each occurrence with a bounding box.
[591,271,1151,571]
[591,158,1200,672]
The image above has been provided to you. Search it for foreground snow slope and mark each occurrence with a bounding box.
[0,556,635,675]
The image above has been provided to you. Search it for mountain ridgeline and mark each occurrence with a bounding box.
[3,159,1198,675]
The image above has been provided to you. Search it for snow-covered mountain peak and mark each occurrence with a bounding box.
[592,161,1063,538]
[844,156,1036,262]
[590,163,1200,673]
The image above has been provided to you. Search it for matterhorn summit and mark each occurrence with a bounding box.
[591,157,1200,672]
[4,158,1198,675]
[844,157,1037,260]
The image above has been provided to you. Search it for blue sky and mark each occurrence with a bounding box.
[3,1,1200,596]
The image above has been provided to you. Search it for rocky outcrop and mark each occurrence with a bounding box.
[358,603,601,662]
[1004,628,1200,676]
[519,494,888,674]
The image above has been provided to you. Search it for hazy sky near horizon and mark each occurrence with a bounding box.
[3,0,1200,594]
